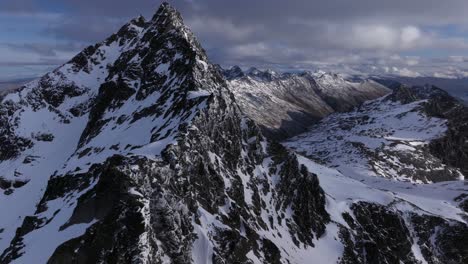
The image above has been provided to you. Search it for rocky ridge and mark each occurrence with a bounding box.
[225,67,390,140]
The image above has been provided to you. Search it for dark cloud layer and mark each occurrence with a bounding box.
[0,0,37,12]
[3,0,468,78]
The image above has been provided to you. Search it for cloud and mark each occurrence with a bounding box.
[4,43,80,57]
[0,0,37,13]
[45,16,126,43]
[395,67,422,77]
[187,17,261,43]
[3,0,468,80]
[0,43,78,66]
[319,24,423,51]
[401,26,422,48]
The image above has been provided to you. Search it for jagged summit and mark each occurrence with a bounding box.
[223,66,283,81]
[154,2,177,15]
[0,2,226,261]
[152,1,183,24]
[129,15,146,27]
[150,2,207,58]
[151,2,183,28]
[223,65,245,79]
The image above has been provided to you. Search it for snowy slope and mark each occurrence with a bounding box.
[0,24,143,255]
[298,155,467,263]
[0,5,218,262]
[283,85,468,263]
[285,85,467,183]
[225,67,390,139]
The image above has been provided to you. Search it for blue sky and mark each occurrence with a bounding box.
[3,0,468,80]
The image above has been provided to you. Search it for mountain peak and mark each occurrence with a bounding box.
[148,2,206,61]
[160,1,175,10]
[246,67,260,75]
[151,2,183,26]
[130,15,146,26]
[223,65,245,80]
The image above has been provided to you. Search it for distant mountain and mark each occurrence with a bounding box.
[224,67,390,140]
[286,84,468,183]
[374,76,468,104]
[0,78,35,96]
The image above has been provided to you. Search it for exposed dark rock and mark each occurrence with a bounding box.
[428,105,468,177]
[388,84,468,178]
[0,101,33,161]
[33,133,55,142]
[411,214,468,264]
[340,202,417,264]
[78,78,136,147]
[339,202,468,264]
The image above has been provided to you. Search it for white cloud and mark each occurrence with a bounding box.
[400,26,421,48]
[227,42,271,57]
[187,17,261,42]
[448,56,468,62]
[0,44,76,66]
[344,25,422,51]
[350,25,400,50]
[396,67,422,77]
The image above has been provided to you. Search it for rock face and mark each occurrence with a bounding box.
[0,3,466,264]
[339,202,468,264]
[389,85,468,178]
[0,3,328,263]
[226,68,390,140]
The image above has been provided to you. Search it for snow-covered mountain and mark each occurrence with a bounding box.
[285,85,468,183]
[0,3,329,263]
[285,84,468,263]
[0,2,466,264]
[225,67,390,139]
[377,76,468,105]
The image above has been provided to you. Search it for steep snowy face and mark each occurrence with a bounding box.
[0,19,147,260]
[297,156,467,264]
[0,2,172,259]
[0,3,331,263]
[225,67,390,140]
[0,4,215,257]
[285,85,467,183]
[284,85,468,263]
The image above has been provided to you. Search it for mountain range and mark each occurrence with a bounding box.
[224,67,390,139]
[0,3,466,264]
